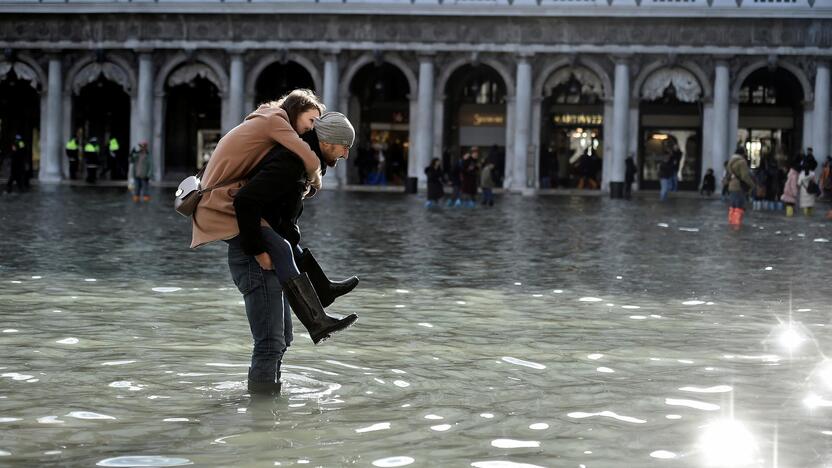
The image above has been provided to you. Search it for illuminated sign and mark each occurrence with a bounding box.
[553,114,603,126]
[472,113,505,126]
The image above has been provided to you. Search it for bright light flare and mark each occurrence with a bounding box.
[699,419,758,467]
[778,326,805,351]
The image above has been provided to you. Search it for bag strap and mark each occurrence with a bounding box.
[199,176,246,194]
[194,166,246,195]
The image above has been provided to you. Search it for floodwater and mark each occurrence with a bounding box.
[1,185,831,467]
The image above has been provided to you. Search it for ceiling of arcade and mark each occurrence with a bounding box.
[1,14,830,50]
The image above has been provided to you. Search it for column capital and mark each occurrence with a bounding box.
[321,49,341,61]
[516,52,534,64]
[713,55,733,67]
[417,51,436,62]
[134,47,154,56]
[226,48,246,57]
[610,54,633,65]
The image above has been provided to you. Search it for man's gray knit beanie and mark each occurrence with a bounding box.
[314,112,355,147]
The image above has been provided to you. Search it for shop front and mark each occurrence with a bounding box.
[638,68,704,190]
[737,67,804,170]
[538,70,605,189]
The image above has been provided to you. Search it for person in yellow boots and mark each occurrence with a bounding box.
[129,141,153,202]
[725,148,756,229]
[781,156,800,217]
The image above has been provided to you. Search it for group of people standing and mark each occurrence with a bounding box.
[720,146,830,228]
[64,135,125,184]
[778,149,830,218]
[425,146,498,208]
[64,134,154,203]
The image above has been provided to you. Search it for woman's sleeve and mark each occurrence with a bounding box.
[265,114,323,189]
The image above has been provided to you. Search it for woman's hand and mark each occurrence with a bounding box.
[308,169,322,191]
[255,252,274,270]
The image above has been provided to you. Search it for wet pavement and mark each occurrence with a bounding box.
[1,185,831,467]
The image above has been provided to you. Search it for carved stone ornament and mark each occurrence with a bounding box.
[167,63,221,90]
[72,62,131,95]
[0,61,39,89]
[641,67,702,103]
[543,66,604,98]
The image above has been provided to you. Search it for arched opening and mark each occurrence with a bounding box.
[538,67,604,189]
[0,69,40,180]
[737,67,805,171]
[638,67,704,191]
[164,70,221,178]
[348,62,410,186]
[72,76,131,180]
[254,61,316,106]
[444,64,508,187]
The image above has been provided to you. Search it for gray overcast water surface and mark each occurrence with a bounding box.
[1,186,831,467]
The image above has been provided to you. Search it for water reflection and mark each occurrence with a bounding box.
[1,187,831,465]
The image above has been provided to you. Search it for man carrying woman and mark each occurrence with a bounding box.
[191,89,359,394]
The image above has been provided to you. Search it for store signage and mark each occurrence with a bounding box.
[459,106,506,127]
[553,114,603,126]
[472,113,505,126]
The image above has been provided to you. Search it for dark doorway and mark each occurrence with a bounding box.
[73,76,131,179]
[254,61,316,107]
[738,67,805,170]
[639,83,703,191]
[0,70,40,176]
[349,63,410,186]
[164,76,221,178]
[444,64,507,187]
[539,70,604,189]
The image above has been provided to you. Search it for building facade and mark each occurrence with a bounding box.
[1,2,831,194]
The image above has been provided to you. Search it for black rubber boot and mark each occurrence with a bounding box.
[282,273,357,344]
[247,370,281,395]
[296,248,359,308]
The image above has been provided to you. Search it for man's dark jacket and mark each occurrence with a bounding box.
[233,130,325,256]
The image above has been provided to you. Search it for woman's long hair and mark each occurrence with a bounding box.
[265,89,326,133]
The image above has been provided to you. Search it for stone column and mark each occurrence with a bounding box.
[530,96,542,189]
[41,55,63,182]
[432,96,444,163]
[322,52,341,188]
[408,98,419,184]
[226,51,246,132]
[609,57,630,198]
[601,99,614,190]
[813,61,831,163]
[415,55,435,186]
[711,59,731,176]
[504,96,515,188]
[152,92,165,181]
[137,52,154,147]
[512,55,533,192]
[323,52,340,111]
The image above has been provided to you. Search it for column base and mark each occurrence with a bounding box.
[609,182,625,199]
[405,177,418,194]
[38,174,62,183]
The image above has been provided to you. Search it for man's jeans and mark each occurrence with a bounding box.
[227,233,293,383]
[660,178,671,201]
